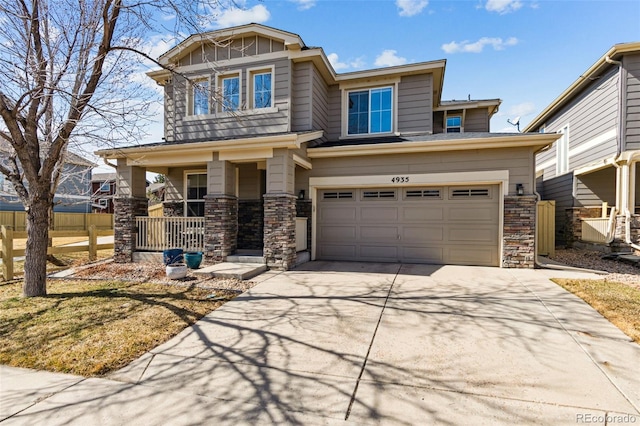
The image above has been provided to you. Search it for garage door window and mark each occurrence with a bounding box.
[322,191,354,200]
[405,189,442,199]
[362,190,396,200]
[450,188,491,199]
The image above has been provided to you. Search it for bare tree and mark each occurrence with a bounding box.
[0,0,233,296]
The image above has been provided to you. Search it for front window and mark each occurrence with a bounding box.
[348,87,392,135]
[222,76,240,111]
[446,116,461,133]
[253,72,272,109]
[100,182,110,192]
[186,173,207,217]
[192,80,209,115]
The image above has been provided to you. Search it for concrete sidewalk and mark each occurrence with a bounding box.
[1,263,639,425]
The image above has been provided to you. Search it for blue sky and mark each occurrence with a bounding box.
[139,0,640,139]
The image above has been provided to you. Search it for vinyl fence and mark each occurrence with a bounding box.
[0,211,113,231]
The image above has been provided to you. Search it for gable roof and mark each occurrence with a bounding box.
[0,140,95,168]
[524,41,640,132]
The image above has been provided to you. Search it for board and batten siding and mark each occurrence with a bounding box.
[536,66,619,180]
[397,74,432,134]
[310,146,535,196]
[172,57,291,141]
[175,36,285,67]
[624,53,640,150]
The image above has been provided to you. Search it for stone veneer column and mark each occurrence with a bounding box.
[113,196,149,263]
[264,194,297,270]
[204,195,238,263]
[502,195,536,268]
[162,200,184,217]
[611,214,640,253]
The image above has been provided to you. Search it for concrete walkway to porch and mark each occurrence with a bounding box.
[2,262,639,425]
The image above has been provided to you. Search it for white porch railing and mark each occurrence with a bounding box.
[582,218,610,243]
[296,217,308,252]
[135,217,205,252]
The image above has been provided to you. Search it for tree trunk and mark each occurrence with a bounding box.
[23,198,51,297]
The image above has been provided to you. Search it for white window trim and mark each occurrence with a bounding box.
[184,169,207,217]
[215,70,242,113]
[341,84,398,138]
[185,76,212,118]
[556,124,570,175]
[247,65,275,110]
[446,114,463,133]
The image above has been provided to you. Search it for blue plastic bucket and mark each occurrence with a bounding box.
[184,252,203,269]
[163,249,184,265]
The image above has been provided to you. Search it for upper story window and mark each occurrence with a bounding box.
[191,79,210,115]
[249,68,273,109]
[99,182,110,193]
[556,125,569,175]
[446,116,462,133]
[221,75,240,112]
[348,87,393,135]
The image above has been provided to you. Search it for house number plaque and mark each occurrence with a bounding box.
[391,176,410,183]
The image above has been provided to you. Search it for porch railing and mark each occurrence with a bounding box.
[135,217,205,252]
[581,218,610,243]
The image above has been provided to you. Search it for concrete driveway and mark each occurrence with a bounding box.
[2,262,639,425]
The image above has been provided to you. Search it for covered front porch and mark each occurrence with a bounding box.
[568,152,640,252]
[97,132,320,270]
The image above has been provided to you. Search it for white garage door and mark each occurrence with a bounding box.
[316,185,500,266]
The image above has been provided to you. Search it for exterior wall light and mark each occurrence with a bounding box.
[298,190,305,200]
[516,183,524,196]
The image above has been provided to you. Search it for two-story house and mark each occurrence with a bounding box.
[526,42,640,252]
[96,24,560,269]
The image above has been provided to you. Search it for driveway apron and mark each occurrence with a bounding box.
[2,262,639,425]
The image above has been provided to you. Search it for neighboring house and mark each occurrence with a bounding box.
[96,24,560,269]
[147,182,165,205]
[91,172,116,213]
[0,141,94,213]
[526,42,640,251]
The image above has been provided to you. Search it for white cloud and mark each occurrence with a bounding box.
[290,0,316,10]
[396,0,429,17]
[215,4,270,27]
[327,53,366,71]
[441,37,518,54]
[507,101,536,118]
[374,50,407,67]
[485,0,523,14]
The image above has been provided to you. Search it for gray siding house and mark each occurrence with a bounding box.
[0,142,93,213]
[97,24,559,269]
[526,42,640,250]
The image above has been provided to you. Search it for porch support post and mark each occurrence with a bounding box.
[502,195,536,268]
[113,160,147,263]
[264,149,297,270]
[204,156,237,263]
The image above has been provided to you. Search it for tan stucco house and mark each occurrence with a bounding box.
[96,24,560,269]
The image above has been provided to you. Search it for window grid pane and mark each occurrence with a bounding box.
[193,81,209,115]
[254,72,272,108]
[222,77,239,111]
[348,88,392,135]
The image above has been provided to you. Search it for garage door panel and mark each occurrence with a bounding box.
[448,226,498,243]
[317,244,357,259]
[402,206,444,221]
[402,226,444,242]
[447,247,497,266]
[320,226,356,241]
[320,206,356,221]
[360,245,398,260]
[401,246,444,263]
[448,206,497,222]
[360,226,398,240]
[360,207,398,221]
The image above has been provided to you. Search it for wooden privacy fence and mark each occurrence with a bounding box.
[0,211,113,231]
[148,204,163,217]
[536,201,555,257]
[0,225,114,281]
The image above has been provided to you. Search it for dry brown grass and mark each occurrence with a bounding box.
[554,278,640,344]
[8,249,114,278]
[0,279,234,376]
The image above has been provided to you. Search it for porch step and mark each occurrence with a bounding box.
[192,262,267,280]
[226,255,266,264]
[616,254,640,266]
